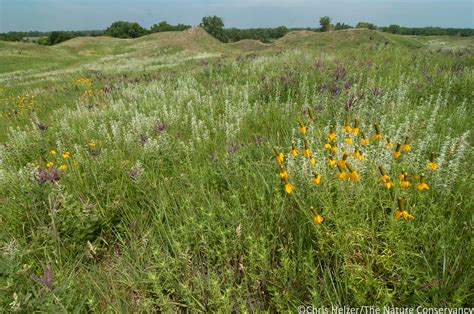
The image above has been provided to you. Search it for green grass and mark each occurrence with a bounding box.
[1,28,473,311]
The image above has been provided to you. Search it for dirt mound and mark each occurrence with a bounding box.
[57,36,124,47]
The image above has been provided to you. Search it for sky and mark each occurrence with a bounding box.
[0,0,473,32]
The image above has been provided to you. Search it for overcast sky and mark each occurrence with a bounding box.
[1,0,473,32]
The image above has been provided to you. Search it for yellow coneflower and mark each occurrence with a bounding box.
[394,197,414,220]
[337,152,348,169]
[307,108,316,123]
[46,161,53,168]
[328,156,336,167]
[62,151,70,159]
[343,116,352,133]
[303,139,311,157]
[298,121,307,136]
[399,170,410,187]
[327,126,336,141]
[50,149,57,155]
[290,145,298,156]
[393,143,401,158]
[401,136,411,151]
[336,164,347,180]
[59,164,67,171]
[344,136,353,144]
[399,180,410,188]
[312,172,321,185]
[279,165,288,179]
[309,156,316,165]
[378,166,390,182]
[352,148,364,160]
[311,207,324,224]
[274,148,284,165]
[323,140,332,150]
[282,176,294,194]
[385,137,393,149]
[416,174,430,191]
[352,118,359,136]
[360,132,370,145]
[346,162,360,181]
[372,123,382,140]
[427,152,438,170]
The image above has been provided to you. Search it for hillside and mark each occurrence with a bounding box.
[1,28,472,76]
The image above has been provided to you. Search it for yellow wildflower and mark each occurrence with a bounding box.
[401,136,411,151]
[337,152,348,169]
[327,126,336,141]
[352,118,359,135]
[323,141,332,150]
[284,182,293,194]
[426,152,437,170]
[399,180,410,188]
[59,164,67,171]
[303,139,311,157]
[35,162,40,169]
[352,148,364,160]
[309,156,316,165]
[312,207,324,224]
[50,149,57,155]
[372,123,382,140]
[336,164,347,180]
[328,157,336,167]
[276,152,284,165]
[343,116,352,133]
[279,166,288,179]
[346,163,360,181]
[395,197,414,220]
[312,172,321,185]
[298,121,307,136]
[344,136,353,144]
[62,151,70,159]
[88,141,97,148]
[360,132,370,145]
[46,162,53,168]
[290,146,298,156]
[416,174,430,191]
[385,137,393,149]
[393,143,401,158]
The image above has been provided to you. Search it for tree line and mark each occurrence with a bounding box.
[1,17,472,46]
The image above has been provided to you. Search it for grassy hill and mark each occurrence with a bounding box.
[2,28,471,75]
[0,28,473,311]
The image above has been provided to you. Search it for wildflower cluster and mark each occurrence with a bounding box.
[0,95,36,118]
[74,77,92,86]
[34,149,71,181]
[274,110,440,224]
[73,77,97,98]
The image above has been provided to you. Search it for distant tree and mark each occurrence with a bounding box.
[319,16,332,32]
[150,21,191,33]
[355,22,377,30]
[47,31,73,45]
[387,24,401,34]
[105,21,147,38]
[200,16,227,42]
[334,22,352,31]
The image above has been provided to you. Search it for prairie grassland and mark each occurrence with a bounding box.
[0,29,473,311]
